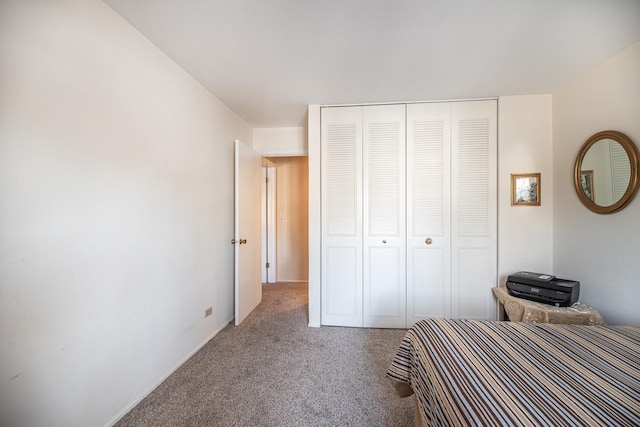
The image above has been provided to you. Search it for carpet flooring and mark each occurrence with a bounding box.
[115,282,414,426]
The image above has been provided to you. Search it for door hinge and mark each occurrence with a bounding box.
[266,262,270,268]
[266,176,269,183]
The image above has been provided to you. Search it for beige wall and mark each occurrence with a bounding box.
[553,42,640,326]
[254,127,307,156]
[497,95,554,288]
[0,1,252,425]
[267,157,309,282]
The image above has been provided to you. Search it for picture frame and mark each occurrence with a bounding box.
[511,173,541,206]
[579,170,595,202]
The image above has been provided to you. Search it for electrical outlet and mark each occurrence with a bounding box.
[205,307,213,318]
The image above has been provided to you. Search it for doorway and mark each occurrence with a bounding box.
[261,156,309,284]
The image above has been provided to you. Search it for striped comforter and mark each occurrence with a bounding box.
[387,319,640,426]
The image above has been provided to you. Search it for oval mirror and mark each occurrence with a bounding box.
[574,130,639,214]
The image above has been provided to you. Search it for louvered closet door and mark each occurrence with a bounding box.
[450,100,497,320]
[363,104,406,328]
[321,106,363,327]
[406,103,451,326]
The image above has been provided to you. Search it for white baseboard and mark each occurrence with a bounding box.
[273,280,309,283]
[105,316,235,427]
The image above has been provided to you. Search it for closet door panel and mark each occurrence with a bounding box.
[410,247,446,319]
[321,106,363,327]
[406,103,451,326]
[325,246,360,318]
[363,104,406,328]
[366,246,403,322]
[451,100,497,320]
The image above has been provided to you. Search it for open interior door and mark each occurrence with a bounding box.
[234,139,262,325]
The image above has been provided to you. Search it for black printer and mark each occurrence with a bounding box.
[506,271,580,307]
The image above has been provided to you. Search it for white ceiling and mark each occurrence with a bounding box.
[103,0,640,128]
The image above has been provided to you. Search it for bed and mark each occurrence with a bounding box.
[387,318,640,426]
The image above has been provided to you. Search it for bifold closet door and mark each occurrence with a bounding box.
[320,100,496,327]
[450,100,497,320]
[321,106,363,327]
[363,104,406,328]
[406,103,451,326]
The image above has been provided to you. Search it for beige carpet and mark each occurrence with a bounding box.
[115,282,414,426]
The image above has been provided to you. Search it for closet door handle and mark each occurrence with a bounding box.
[382,239,387,244]
[425,238,433,245]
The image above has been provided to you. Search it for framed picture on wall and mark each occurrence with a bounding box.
[580,170,595,202]
[511,173,541,206]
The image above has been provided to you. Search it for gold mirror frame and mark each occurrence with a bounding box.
[573,130,639,214]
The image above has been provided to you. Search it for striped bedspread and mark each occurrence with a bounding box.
[387,319,640,426]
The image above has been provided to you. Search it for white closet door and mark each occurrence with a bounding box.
[321,106,363,327]
[363,104,406,328]
[406,103,451,326]
[451,100,497,320]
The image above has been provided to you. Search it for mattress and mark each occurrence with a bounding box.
[387,318,640,426]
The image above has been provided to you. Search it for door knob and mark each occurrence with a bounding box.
[425,238,433,245]
[239,239,247,244]
[382,239,387,244]
[231,239,237,244]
